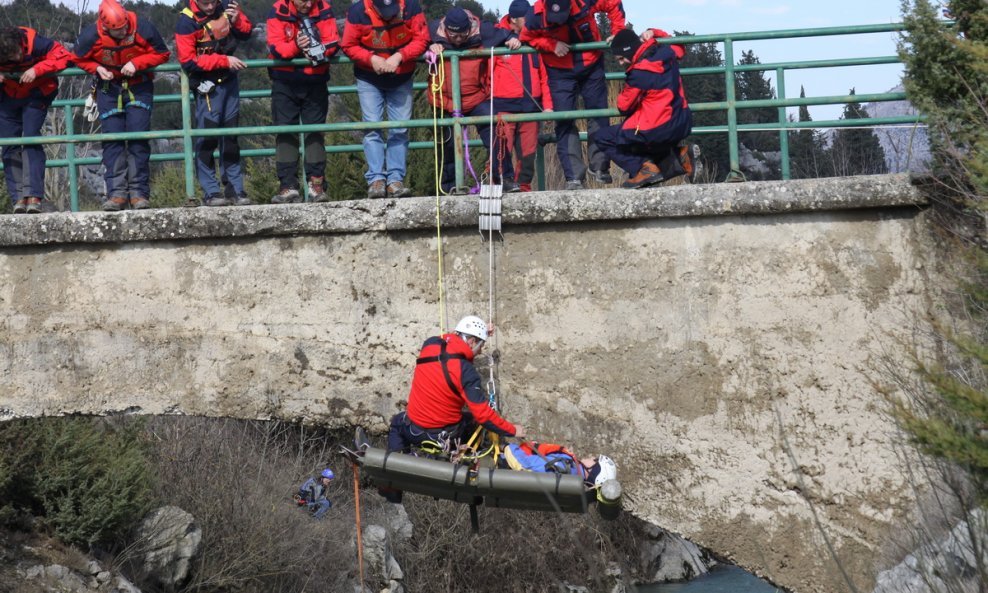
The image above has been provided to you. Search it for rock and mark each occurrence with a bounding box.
[134,505,202,588]
[363,524,404,583]
[380,504,414,544]
[108,574,144,593]
[873,509,988,593]
[381,579,405,593]
[639,527,712,582]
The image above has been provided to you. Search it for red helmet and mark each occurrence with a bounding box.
[99,0,130,31]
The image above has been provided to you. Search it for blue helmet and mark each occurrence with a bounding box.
[321,468,335,480]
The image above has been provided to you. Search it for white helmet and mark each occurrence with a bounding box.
[594,455,617,486]
[454,315,488,342]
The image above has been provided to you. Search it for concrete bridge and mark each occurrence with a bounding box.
[0,175,940,593]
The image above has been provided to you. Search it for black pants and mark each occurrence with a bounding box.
[386,411,475,453]
[271,79,329,189]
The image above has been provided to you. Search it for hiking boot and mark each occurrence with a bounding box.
[203,194,231,207]
[368,180,387,199]
[622,161,663,189]
[502,180,522,193]
[679,144,702,183]
[308,176,329,202]
[564,180,584,191]
[386,181,412,198]
[102,196,128,211]
[24,197,42,214]
[12,198,28,214]
[130,197,150,210]
[232,193,252,206]
[271,187,300,204]
[589,169,613,184]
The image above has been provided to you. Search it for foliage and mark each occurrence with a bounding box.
[676,32,730,181]
[788,86,829,179]
[735,49,780,179]
[827,89,889,177]
[0,417,155,549]
[891,0,988,502]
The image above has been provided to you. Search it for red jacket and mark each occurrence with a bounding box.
[73,13,171,84]
[406,333,517,437]
[492,16,552,113]
[175,0,253,80]
[266,0,340,82]
[0,27,71,100]
[616,29,692,144]
[341,0,429,87]
[427,10,515,114]
[520,0,626,72]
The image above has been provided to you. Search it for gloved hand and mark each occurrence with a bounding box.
[83,93,99,122]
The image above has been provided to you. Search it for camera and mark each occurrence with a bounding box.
[577,22,595,43]
[196,79,216,95]
[300,17,329,64]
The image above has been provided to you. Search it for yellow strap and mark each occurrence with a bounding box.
[430,53,448,333]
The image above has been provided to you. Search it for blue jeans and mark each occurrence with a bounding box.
[356,78,412,185]
[309,498,332,519]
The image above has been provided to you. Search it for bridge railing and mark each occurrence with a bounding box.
[0,22,921,211]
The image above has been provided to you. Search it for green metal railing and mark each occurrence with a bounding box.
[0,22,922,210]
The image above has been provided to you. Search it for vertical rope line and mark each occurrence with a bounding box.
[352,461,366,592]
[431,52,448,333]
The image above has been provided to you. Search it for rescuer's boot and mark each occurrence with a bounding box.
[622,161,663,189]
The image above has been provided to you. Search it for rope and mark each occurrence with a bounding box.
[427,50,448,333]
[352,461,366,592]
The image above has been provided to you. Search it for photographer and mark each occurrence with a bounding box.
[521,0,627,191]
[266,0,339,203]
[176,0,253,207]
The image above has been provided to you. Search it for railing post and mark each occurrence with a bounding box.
[63,105,79,212]
[450,54,465,192]
[776,67,790,180]
[179,71,196,201]
[723,39,743,181]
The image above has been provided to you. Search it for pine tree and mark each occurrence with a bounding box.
[734,50,780,179]
[788,86,827,179]
[826,88,888,176]
[892,0,988,502]
[677,32,729,181]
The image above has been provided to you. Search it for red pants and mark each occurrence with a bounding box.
[496,118,539,191]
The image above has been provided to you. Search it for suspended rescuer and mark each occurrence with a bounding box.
[73,0,171,211]
[176,0,253,207]
[0,26,71,214]
[266,0,339,204]
[492,0,554,193]
[520,0,627,191]
[595,28,695,189]
[427,7,522,195]
[295,467,334,519]
[342,0,430,200]
[383,316,526,502]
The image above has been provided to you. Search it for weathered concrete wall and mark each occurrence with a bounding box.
[0,175,938,593]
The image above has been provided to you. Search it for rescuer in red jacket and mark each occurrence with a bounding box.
[74,0,170,211]
[595,28,694,189]
[387,315,526,455]
[427,8,521,194]
[492,0,554,193]
[175,0,253,207]
[0,26,71,214]
[266,0,340,204]
[341,0,430,200]
[521,0,627,190]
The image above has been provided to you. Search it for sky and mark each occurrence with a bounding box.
[484,0,911,121]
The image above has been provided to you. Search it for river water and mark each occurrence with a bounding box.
[635,564,782,593]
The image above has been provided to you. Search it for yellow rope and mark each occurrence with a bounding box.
[430,53,448,333]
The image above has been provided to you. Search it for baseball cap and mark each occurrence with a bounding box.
[509,0,531,18]
[545,0,570,24]
[444,7,472,34]
[372,0,400,20]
